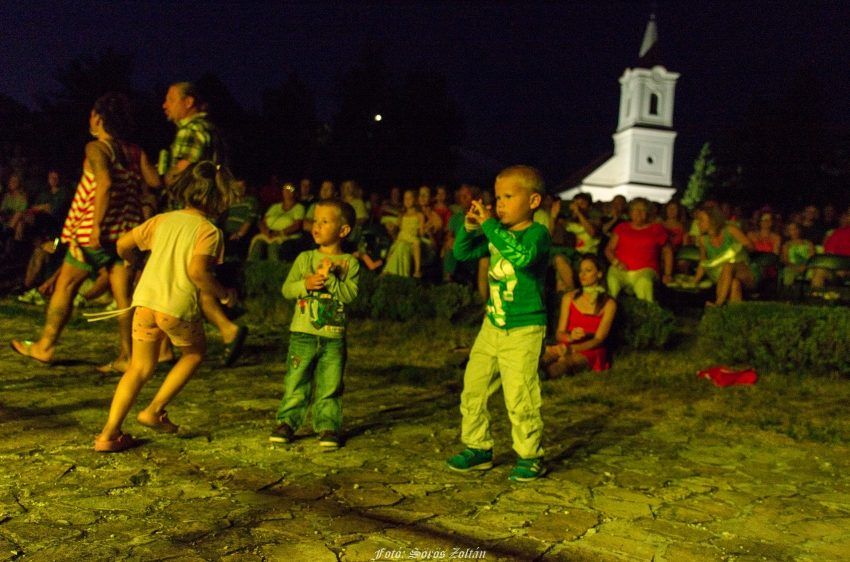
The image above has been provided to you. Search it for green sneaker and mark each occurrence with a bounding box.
[509,458,546,482]
[446,448,493,472]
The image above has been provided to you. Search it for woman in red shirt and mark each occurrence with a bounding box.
[604,198,673,302]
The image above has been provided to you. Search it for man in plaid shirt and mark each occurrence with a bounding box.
[160,82,247,368]
[162,82,225,186]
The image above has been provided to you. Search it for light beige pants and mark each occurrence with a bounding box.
[460,320,546,459]
[607,266,658,302]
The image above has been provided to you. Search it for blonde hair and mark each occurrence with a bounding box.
[496,165,545,197]
[169,161,239,217]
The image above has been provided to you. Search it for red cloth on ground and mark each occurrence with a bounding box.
[698,366,758,386]
[560,301,609,371]
[613,222,668,274]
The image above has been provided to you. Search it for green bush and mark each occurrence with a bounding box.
[345,267,379,319]
[239,263,482,325]
[368,275,434,321]
[431,282,479,322]
[242,261,293,322]
[698,302,850,375]
[347,273,483,324]
[614,295,675,349]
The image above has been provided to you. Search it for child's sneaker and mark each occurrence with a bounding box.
[446,448,493,472]
[509,457,546,482]
[269,422,295,443]
[318,430,340,448]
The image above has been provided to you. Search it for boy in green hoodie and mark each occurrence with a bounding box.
[447,165,551,482]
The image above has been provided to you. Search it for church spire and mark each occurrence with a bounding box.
[638,11,659,67]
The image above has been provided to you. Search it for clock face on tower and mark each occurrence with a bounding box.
[636,142,668,178]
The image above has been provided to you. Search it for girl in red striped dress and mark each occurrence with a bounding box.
[11,93,160,368]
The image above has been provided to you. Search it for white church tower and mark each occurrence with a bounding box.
[559,14,679,203]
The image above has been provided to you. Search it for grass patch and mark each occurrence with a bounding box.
[5,294,848,445]
[347,311,850,445]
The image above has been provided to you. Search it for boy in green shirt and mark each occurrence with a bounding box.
[447,166,551,482]
[270,199,360,448]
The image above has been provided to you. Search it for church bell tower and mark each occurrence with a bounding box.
[559,13,679,203]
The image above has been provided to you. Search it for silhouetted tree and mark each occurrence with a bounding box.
[682,142,716,210]
[327,47,464,191]
[0,94,34,174]
[328,45,391,187]
[387,70,464,186]
[261,73,318,181]
[732,70,830,208]
[36,49,140,173]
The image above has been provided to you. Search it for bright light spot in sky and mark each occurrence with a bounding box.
[374,114,382,121]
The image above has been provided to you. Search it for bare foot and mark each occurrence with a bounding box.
[11,339,53,364]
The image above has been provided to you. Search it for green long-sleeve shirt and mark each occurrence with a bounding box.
[454,218,550,329]
[282,250,360,338]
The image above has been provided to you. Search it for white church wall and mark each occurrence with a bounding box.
[616,67,678,131]
[626,129,677,185]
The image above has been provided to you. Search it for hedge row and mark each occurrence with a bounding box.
[698,302,850,375]
[242,263,484,325]
[243,262,674,349]
[612,295,675,350]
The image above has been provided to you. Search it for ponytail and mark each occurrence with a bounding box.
[170,161,239,217]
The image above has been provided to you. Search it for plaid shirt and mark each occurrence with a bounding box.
[169,112,223,167]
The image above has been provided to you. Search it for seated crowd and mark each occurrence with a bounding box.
[3,162,850,378]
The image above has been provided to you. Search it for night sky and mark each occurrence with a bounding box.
[2,0,848,188]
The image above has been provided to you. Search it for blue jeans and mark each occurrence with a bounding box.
[275,332,346,432]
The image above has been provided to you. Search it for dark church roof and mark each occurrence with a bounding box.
[555,150,613,193]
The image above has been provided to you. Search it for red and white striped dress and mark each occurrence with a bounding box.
[60,141,144,263]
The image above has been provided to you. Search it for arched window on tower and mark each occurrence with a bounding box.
[649,93,659,116]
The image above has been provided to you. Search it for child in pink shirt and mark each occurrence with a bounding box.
[95,162,239,452]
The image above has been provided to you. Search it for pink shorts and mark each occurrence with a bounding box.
[132,306,205,348]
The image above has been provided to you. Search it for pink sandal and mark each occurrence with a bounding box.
[137,410,179,433]
[94,433,134,453]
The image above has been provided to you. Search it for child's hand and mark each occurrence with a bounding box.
[316,258,333,277]
[305,272,328,291]
[467,199,493,225]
